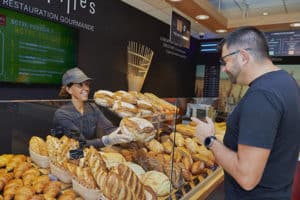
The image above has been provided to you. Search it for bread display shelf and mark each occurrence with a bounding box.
[180,167,223,200]
[158,167,224,200]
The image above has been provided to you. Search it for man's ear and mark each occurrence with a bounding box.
[240,49,250,65]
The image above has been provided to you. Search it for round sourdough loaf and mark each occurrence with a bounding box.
[120,117,156,142]
[141,170,171,196]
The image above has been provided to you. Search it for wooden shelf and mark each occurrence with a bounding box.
[182,167,224,200]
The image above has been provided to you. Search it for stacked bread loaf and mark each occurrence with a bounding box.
[94,90,178,118]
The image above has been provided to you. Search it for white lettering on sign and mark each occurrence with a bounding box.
[0,0,96,31]
[47,0,96,15]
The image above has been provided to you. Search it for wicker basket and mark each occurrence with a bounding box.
[49,161,72,183]
[29,148,49,168]
[72,179,107,200]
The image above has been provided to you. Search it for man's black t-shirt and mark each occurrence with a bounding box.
[223,70,300,200]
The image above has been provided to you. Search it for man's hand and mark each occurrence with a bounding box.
[102,127,134,146]
[191,117,215,144]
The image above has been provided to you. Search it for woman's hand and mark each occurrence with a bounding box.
[102,127,134,146]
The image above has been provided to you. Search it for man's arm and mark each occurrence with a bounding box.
[210,139,270,190]
[192,117,270,190]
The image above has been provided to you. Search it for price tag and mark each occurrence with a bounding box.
[79,140,86,148]
[69,149,84,160]
[50,128,63,138]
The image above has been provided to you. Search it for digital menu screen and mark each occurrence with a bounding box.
[0,8,78,85]
[265,30,300,57]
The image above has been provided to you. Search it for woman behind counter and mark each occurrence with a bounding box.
[53,67,132,148]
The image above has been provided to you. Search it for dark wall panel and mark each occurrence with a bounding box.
[0,0,198,99]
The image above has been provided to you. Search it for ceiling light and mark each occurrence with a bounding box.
[262,12,269,16]
[216,29,227,33]
[195,15,209,20]
[169,0,182,2]
[290,23,300,27]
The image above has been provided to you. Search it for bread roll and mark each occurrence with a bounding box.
[113,90,127,99]
[191,161,205,175]
[112,100,138,117]
[185,138,200,153]
[176,124,195,137]
[120,92,137,105]
[169,132,185,147]
[136,99,153,110]
[94,90,114,107]
[145,139,164,153]
[137,109,153,117]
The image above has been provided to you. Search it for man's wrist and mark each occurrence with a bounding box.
[204,135,217,150]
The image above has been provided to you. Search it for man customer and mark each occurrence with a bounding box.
[53,67,132,147]
[192,26,300,199]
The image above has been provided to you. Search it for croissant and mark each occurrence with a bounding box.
[4,178,23,200]
[6,155,27,171]
[43,181,61,198]
[0,155,13,168]
[0,172,14,191]
[14,162,33,179]
[22,168,40,186]
[58,189,77,200]
[14,186,35,200]
[32,175,50,193]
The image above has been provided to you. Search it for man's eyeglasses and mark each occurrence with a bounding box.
[219,48,252,66]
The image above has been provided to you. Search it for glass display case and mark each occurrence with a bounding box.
[0,97,228,200]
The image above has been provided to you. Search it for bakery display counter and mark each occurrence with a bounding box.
[157,166,223,200]
[181,167,224,200]
[0,97,227,200]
